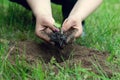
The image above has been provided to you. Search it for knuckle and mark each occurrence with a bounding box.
[42,20,49,25]
[71,19,77,24]
[68,17,77,24]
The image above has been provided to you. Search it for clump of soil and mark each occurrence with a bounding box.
[8,41,117,77]
[49,31,67,49]
[49,28,77,49]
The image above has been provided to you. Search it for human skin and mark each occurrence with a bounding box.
[62,0,103,37]
[26,0,102,42]
[26,0,59,42]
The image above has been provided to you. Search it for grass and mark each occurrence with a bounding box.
[0,0,120,80]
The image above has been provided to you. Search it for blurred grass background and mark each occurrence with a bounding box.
[0,0,120,79]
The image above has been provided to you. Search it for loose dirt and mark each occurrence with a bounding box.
[8,41,118,77]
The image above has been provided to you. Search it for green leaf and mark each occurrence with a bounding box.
[54,22,61,28]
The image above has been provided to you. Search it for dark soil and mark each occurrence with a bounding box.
[8,41,117,77]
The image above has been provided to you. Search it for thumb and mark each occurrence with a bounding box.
[45,18,59,31]
[62,19,76,32]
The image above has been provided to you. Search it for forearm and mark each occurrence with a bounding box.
[26,0,52,17]
[69,0,103,21]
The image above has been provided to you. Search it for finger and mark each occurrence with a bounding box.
[44,28,53,34]
[44,28,56,45]
[73,25,83,38]
[37,31,50,42]
[35,25,50,42]
[65,25,82,43]
[43,18,59,31]
[45,28,56,45]
[66,28,78,43]
[46,23,59,31]
[62,19,76,32]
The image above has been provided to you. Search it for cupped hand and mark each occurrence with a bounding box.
[35,15,59,42]
[61,16,83,42]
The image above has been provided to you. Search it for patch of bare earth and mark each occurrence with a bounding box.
[8,41,119,77]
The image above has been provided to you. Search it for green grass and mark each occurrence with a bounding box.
[0,0,120,80]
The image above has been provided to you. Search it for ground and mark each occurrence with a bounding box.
[8,41,118,78]
[0,0,120,80]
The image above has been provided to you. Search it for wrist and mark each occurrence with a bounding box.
[34,12,52,19]
[26,0,52,19]
[67,15,83,23]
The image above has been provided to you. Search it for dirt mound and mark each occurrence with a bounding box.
[8,41,114,77]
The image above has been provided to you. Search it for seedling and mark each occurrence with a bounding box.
[54,22,61,28]
[49,23,78,49]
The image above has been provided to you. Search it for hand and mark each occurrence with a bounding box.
[61,0,102,43]
[62,16,83,40]
[26,0,58,42]
[35,15,59,42]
